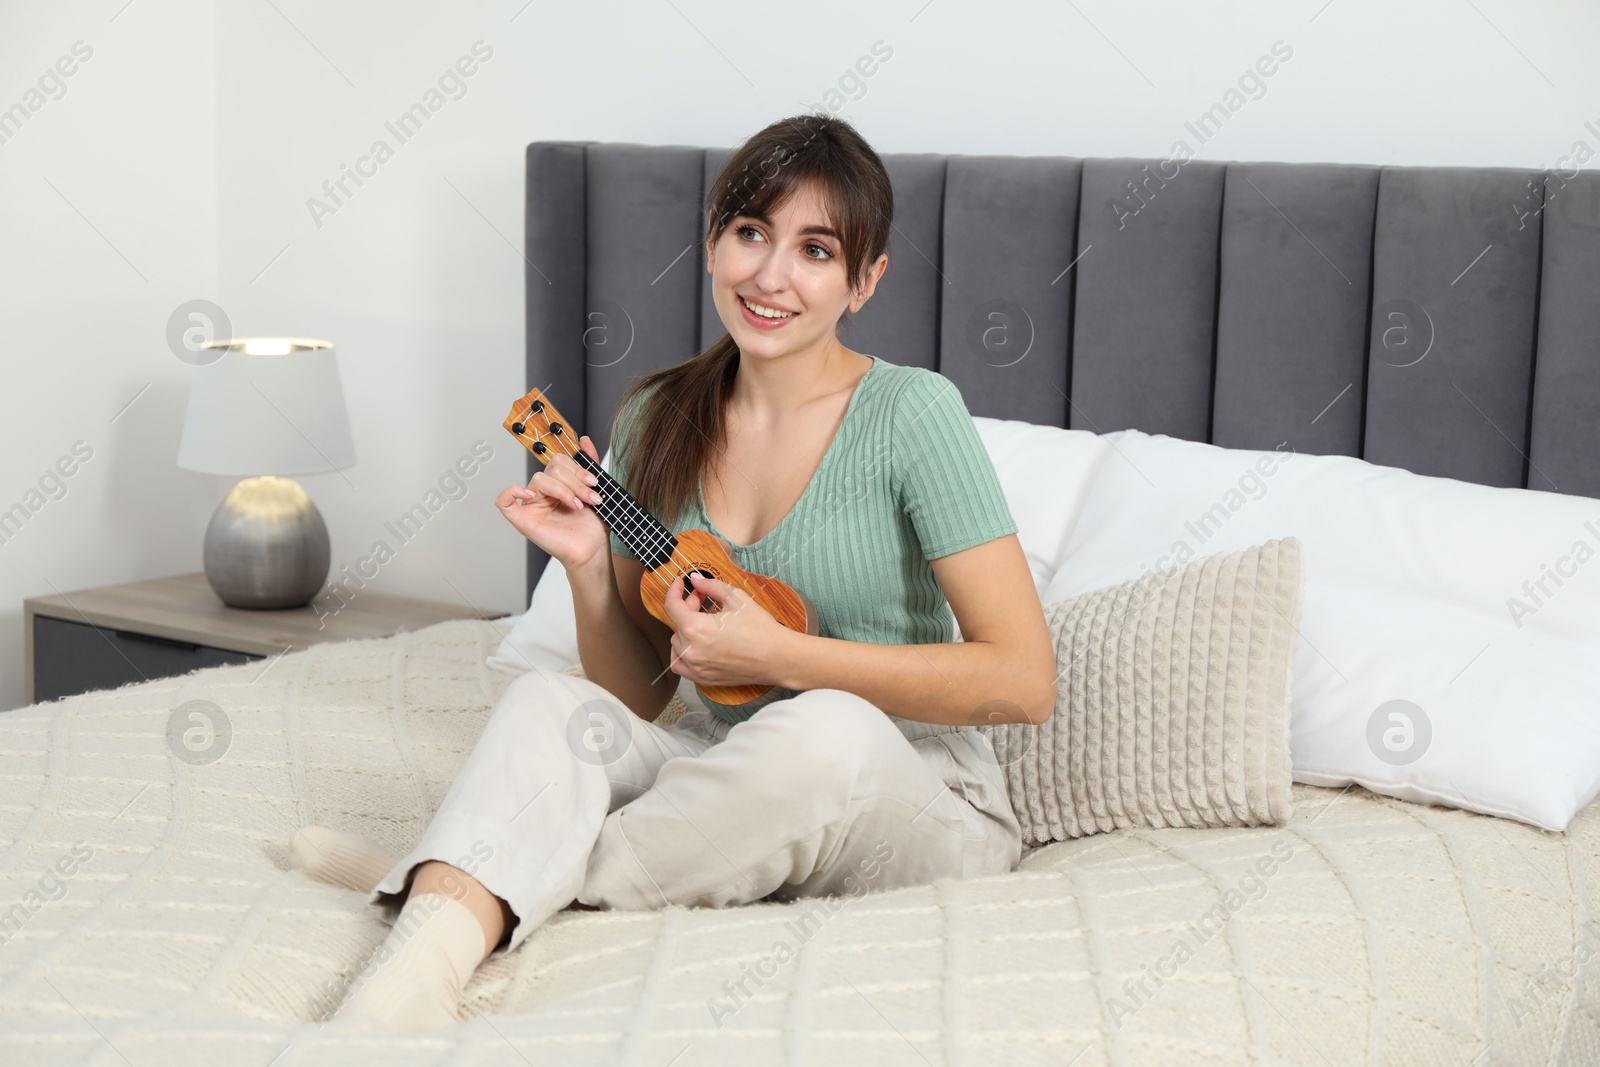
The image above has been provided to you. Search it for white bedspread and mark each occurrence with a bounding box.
[1,619,1595,1065]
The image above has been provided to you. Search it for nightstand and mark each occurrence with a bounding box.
[22,572,501,706]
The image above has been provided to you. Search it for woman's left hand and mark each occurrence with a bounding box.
[662,572,793,687]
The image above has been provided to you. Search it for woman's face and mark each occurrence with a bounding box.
[706,181,886,360]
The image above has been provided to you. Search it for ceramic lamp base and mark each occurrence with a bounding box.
[203,476,330,609]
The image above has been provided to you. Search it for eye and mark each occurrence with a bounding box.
[735,224,763,242]
[804,242,833,261]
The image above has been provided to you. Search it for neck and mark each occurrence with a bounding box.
[568,449,677,569]
[731,340,868,419]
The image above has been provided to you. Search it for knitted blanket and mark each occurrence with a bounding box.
[1,619,1595,1065]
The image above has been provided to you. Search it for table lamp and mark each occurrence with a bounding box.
[177,337,356,609]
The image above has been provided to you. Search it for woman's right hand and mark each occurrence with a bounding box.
[495,434,610,573]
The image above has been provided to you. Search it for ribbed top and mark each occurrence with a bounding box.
[608,354,1018,724]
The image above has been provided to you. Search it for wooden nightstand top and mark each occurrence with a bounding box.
[24,571,501,659]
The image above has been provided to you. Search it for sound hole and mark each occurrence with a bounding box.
[683,568,717,610]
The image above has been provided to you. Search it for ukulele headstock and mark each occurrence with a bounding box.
[502,386,576,466]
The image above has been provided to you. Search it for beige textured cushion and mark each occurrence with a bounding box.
[982,536,1303,845]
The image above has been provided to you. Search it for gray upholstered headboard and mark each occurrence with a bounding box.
[523,140,1600,603]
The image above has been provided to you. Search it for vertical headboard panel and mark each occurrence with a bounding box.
[937,155,1079,427]
[583,142,705,437]
[525,141,1600,605]
[1211,162,1377,456]
[1070,158,1226,441]
[839,154,948,372]
[697,148,732,353]
[523,142,590,598]
[1530,170,1600,497]
[1363,167,1543,487]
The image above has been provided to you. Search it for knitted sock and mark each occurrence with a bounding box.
[330,891,487,1031]
[288,826,399,893]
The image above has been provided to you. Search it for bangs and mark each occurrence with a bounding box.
[705,123,887,294]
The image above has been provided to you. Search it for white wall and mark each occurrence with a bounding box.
[3,0,1596,709]
[0,0,218,711]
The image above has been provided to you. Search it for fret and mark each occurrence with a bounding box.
[575,451,676,569]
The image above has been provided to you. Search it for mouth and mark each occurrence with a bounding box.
[738,294,798,328]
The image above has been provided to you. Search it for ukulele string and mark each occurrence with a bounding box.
[536,406,708,600]
[544,426,706,599]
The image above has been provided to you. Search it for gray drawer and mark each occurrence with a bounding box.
[33,615,263,703]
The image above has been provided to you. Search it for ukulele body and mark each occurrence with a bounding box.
[642,528,820,717]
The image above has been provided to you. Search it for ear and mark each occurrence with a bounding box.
[849,253,890,313]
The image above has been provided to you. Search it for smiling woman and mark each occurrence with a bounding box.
[290,113,1056,1033]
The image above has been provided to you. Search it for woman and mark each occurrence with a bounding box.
[290,113,1057,1031]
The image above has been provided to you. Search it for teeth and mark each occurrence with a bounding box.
[742,296,794,319]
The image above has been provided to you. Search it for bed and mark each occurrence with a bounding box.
[2,142,1597,1065]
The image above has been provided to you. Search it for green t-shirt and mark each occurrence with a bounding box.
[607,353,1018,724]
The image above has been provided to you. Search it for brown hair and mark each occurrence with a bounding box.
[607,113,893,529]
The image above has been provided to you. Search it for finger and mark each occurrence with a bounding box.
[685,573,736,610]
[530,470,587,510]
[687,574,734,600]
[666,573,713,623]
[579,434,601,463]
[668,636,694,682]
[550,452,603,499]
[661,573,688,626]
[552,449,599,486]
[496,484,539,510]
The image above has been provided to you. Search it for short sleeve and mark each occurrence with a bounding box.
[891,372,1018,561]
[605,387,653,561]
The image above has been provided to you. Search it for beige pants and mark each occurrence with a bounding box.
[370,667,1024,957]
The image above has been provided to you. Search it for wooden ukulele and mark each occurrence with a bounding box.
[503,386,819,716]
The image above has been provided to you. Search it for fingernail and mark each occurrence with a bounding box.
[588,491,602,504]
[584,473,597,486]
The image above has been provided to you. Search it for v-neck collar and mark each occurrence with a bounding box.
[697,354,881,552]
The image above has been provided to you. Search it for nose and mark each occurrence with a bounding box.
[751,244,794,295]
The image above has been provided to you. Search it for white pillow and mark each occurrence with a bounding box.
[1039,429,1600,833]
[970,416,1110,598]
[484,548,580,675]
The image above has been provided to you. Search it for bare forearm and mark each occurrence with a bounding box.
[774,631,1055,726]
[567,561,678,722]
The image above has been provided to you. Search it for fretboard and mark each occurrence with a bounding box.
[570,450,677,570]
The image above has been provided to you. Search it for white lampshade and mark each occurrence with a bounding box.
[177,338,357,477]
